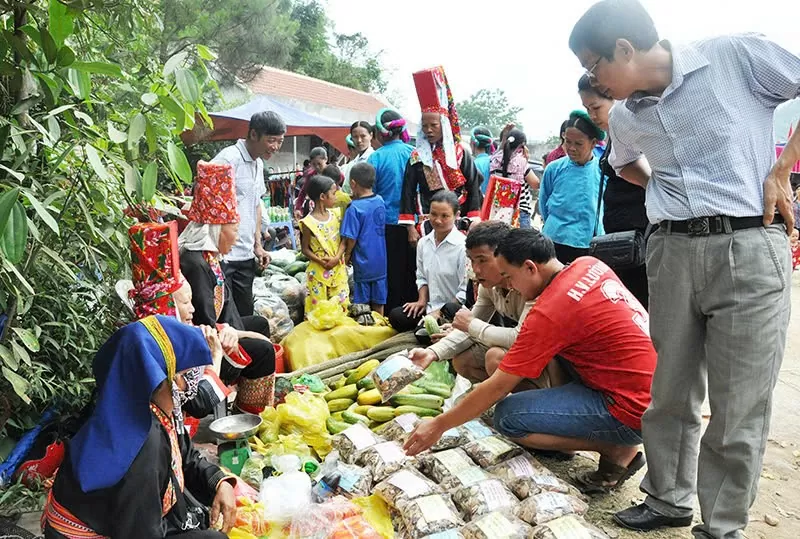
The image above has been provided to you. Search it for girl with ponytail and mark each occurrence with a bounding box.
[489,128,540,228]
[470,126,494,194]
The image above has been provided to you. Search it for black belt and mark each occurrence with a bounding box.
[660,215,784,236]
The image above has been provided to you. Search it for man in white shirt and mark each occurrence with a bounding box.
[212,111,286,316]
[409,221,564,390]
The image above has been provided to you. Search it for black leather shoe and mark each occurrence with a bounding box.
[614,503,693,531]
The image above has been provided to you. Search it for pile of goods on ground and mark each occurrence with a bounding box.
[221,350,609,538]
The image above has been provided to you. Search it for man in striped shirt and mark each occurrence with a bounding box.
[570,1,800,537]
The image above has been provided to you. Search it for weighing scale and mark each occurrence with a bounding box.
[208,414,262,476]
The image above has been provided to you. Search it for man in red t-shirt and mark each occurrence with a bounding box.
[405,228,656,493]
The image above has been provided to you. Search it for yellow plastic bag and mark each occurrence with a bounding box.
[283,321,396,371]
[258,406,280,444]
[276,391,332,458]
[307,297,351,330]
[352,495,394,539]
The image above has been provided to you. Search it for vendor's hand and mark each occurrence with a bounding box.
[404,418,445,456]
[255,245,271,268]
[402,300,426,319]
[408,348,438,370]
[430,325,453,344]
[294,210,303,221]
[407,224,420,246]
[452,307,474,333]
[210,480,237,533]
[763,164,794,232]
[218,324,239,356]
[200,325,223,371]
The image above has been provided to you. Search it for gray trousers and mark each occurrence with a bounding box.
[641,225,791,539]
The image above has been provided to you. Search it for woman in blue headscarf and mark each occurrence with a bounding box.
[43,316,237,539]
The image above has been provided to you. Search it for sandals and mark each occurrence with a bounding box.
[573,451,646,495]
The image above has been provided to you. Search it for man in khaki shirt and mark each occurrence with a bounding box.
[410,222,564,389]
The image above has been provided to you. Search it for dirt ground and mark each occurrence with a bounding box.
[543,272,800,539]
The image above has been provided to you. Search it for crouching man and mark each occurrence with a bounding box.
[410,221,565,391]
[406,228,656,493]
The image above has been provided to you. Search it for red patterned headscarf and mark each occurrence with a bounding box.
[128,222,184,318]
[187,161,239,224]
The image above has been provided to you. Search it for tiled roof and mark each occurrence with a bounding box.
[247,66,387,115]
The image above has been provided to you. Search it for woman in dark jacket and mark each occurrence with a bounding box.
[579,75,649,307]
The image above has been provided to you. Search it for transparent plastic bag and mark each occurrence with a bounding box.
[371,352,425,403]
[460,420,497,443]
[277,391,332,458]
[487,454,581,499]
[463,436,523,468]
[252,286,294,342]
[356,440,411,483]
[397,493,465,539]
[375,413,421,444]
[439,466,494,491]
[320,451,373,498]
[240,453,269,489]
[531,516,609,539]
[513,493,589,526]
[333,422,384,463]
[462,512,533,539]
[451,478,520,521]
[287,496,365,539]
[269,273,305,309]
[418,448,474,484]
[374,467,443,509]
[430,426,467,452]
[260,456,312,524]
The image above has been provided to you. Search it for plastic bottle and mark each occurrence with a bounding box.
[311,470,341,503]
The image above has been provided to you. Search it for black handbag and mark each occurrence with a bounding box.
[588,169,649,271]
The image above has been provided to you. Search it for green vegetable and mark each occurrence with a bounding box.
[326,417,351,434]
[343,410,370,424]
[390,393,444,410]
[285,260,308,276]
[423,315,440,336]
[394,405,441,417]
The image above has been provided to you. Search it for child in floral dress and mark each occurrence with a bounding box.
[299,175,349,315]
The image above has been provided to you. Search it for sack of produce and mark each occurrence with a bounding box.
[268,274,305,324]
[252,282,294,342]
[374,413,421,443]
[276,391,332,458]
[418,447,475,484]
[462,511,534,539]
[357,440,412,483]
[513,492,589,526]
[531,516,610,539]
[397,494,465,539]
[371,352,426,402]
[375,467,443,508]
[269,248,297,268]
[239,453,268,490]
[488,454,580,499]
[452,478,520,521]
[439,466,494,491]
[461,420,496,442]
[463,436,523,468]
[334,422,384,464]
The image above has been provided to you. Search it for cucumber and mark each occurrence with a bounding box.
[354,405,374,416]
[327,398,355,412]
[346,359,380,385]
[423,315,441,336]
[390,393,444,410]
[357,388,382,405]
[330,377,347,390]
[356,377,375,390]
[413,380,452,398]
[399,385,427,395]
[343,410,369,424]
[366,406,396,422]
[394,405,441,417]
[325,384,358,402]
[326,417,351,434]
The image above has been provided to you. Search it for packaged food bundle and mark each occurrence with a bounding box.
[531,516,610,539]
[418,448,475,484]
[439,466,494,491]
[461,420,496,442]
[430,426,467,452]
[397,493,465,539]
[371,352,425,402]
[334,422,384,463]
[375,467,443,508]
[421,530,465,539]
[327,514,383,539]
[357,440,412,483]
[376,413,421,443]
[334,461,373,498]
[462,511,535,539]
[463,436,523,468]
[451,478,520,521]
[514,492,589,526]
[488,454,580,499]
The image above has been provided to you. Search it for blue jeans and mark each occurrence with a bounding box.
[518,211,532,229]
[494,382,642,446]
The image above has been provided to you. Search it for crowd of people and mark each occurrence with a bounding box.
[38,0,800,538]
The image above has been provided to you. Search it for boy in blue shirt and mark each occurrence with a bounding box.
[341,162,388,314]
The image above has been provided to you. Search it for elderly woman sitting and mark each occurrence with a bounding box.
[43,316,237,538]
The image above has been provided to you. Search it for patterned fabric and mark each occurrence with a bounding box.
[545,146,566,166]
[140,316,177,382]
[202,251,225,319]
[608,34,800,223]
[490,147,532,213]
[300,209,349,313]
[150,403,184,516]
[43,491,108,538]
[412,66,466,192]
[128,222,182,318]
[793,242,800,271]
[187,161,239,225]
[235,374,275,414]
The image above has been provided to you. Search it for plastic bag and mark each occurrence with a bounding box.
[290,373,326,393]
[271,248,298,267]
[356,440,412,483]
[352,495,394,539]
[374,467,443,509]
[319,451,373,498]
[462,511,533,539]
[531,516,610,539]
[282,319,396,371]
[269,273,305,322]
[252,284,294,342]
[234,496,269,535]
[240,453,268,489]
[333,422,384,464]
[423,360,456,388]
[463,436,523,468]
[397,493,465,538]
[513,492,588,526]
[487,454,581,499]
[372,352,425,403]
[307,297,349,330]
[375,413,421,444]
[439,466,494,491]
[258,406,281,444]
[277,391,332,458]
[431,426,467,452]
[460,420,496,443]
[260,455,312,523]
[288,496,363,539]
[418,448,474,484]
[452,478,520,521]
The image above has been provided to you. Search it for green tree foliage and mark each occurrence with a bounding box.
[0,0,216,431]
[457,88,523,135]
